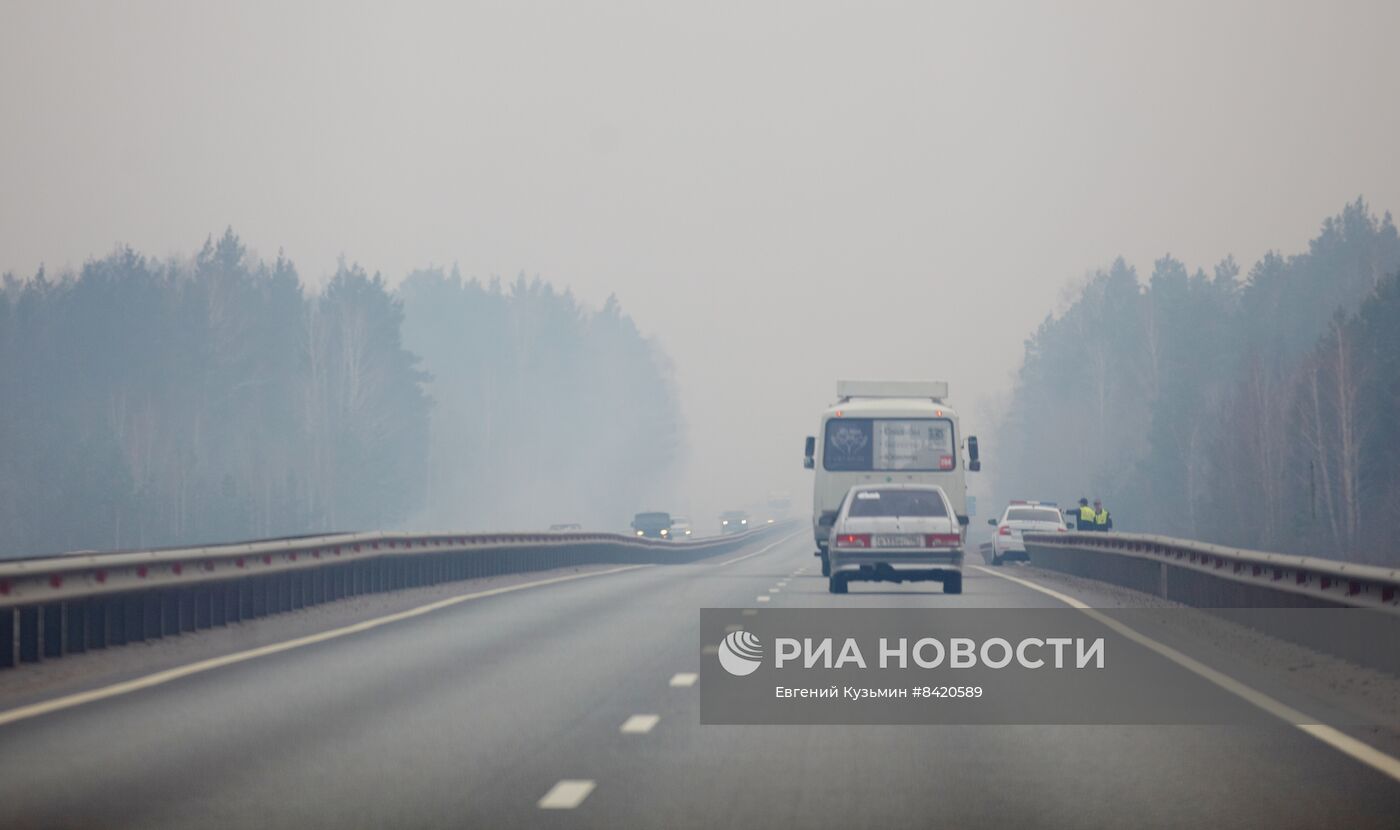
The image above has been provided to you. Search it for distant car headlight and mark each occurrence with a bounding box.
[636,530,644,536]
[722,520,729,525]
[767,519,774,524]
[685,529,692,535]
[741,519,748,525]
[660,529,669,536]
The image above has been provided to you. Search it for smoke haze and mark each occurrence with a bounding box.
[3,1,1399,535]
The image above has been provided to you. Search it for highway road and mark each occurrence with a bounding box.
[1,530,1398,829]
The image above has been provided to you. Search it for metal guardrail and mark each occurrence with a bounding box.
[1020,531,1400,612]
[0,525,786,669]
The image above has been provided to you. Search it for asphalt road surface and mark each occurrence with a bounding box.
[1,530,1397,828]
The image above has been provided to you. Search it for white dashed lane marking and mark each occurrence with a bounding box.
[620,714,660,734]
[756,596,771,603]
[669,673,698,687]
[539,780,595,810]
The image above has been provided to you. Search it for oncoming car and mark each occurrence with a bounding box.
[670,516,694,538]
[987,501,1067,565]
[827,484,963,595]
[720,511,749,535]
[631,512,673,539]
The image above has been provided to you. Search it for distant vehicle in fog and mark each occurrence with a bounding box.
[631,512,673,539]
[803,380,980,577]
[826,484,963,594]
[986,501,1066,565]
[548,523,583,532]
[670,516,694,537]
[720,511,749,534]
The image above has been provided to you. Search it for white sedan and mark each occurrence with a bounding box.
[987,502,1067,565]
[827,484,963,595]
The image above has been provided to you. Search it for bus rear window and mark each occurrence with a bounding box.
[823,418,954,472]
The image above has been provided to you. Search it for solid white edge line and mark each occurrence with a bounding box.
[0,564,651,730]
[970,564,1400,784]
[538,779,596,809]
[718,530,805,566]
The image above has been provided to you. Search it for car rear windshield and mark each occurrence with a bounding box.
[1006,508,1062,523]
[848,490,948,517]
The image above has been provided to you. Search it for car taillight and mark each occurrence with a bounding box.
[997,525,1011,536]
[925,533,961,547]
[833,533,870,548]
[1057,527,1068,532]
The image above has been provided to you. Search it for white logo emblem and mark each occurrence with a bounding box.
[718,630,764,676]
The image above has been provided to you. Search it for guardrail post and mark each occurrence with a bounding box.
[117,595,137,645]
[249,577,264,618]
[65,601,86,654]
[179,589,196,633]
[109,597,127,646]
[18,606,40,662]
[203,585,218,624]
[1,608,15,668]
[161,590,179,637]
[226,582,241,624]
[143,592,161,640]
[42,603,63,659]
[87,597,107,649]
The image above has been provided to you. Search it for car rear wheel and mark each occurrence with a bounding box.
[943,572,963,595]
[828,574,848,594]
[991,554,1003,567]
[820,551,830,577]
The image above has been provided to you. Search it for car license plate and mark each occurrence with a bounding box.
[875,534,922,547]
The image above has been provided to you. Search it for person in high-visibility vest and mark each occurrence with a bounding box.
[1077,497,1096,531]
[1094,499,1112,531]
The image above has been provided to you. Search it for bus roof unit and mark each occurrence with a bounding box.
[836,380,948,401]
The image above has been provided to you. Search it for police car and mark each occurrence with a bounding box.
[986,500,1067,565]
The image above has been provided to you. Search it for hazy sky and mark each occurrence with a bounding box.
[4,1,1399,525]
